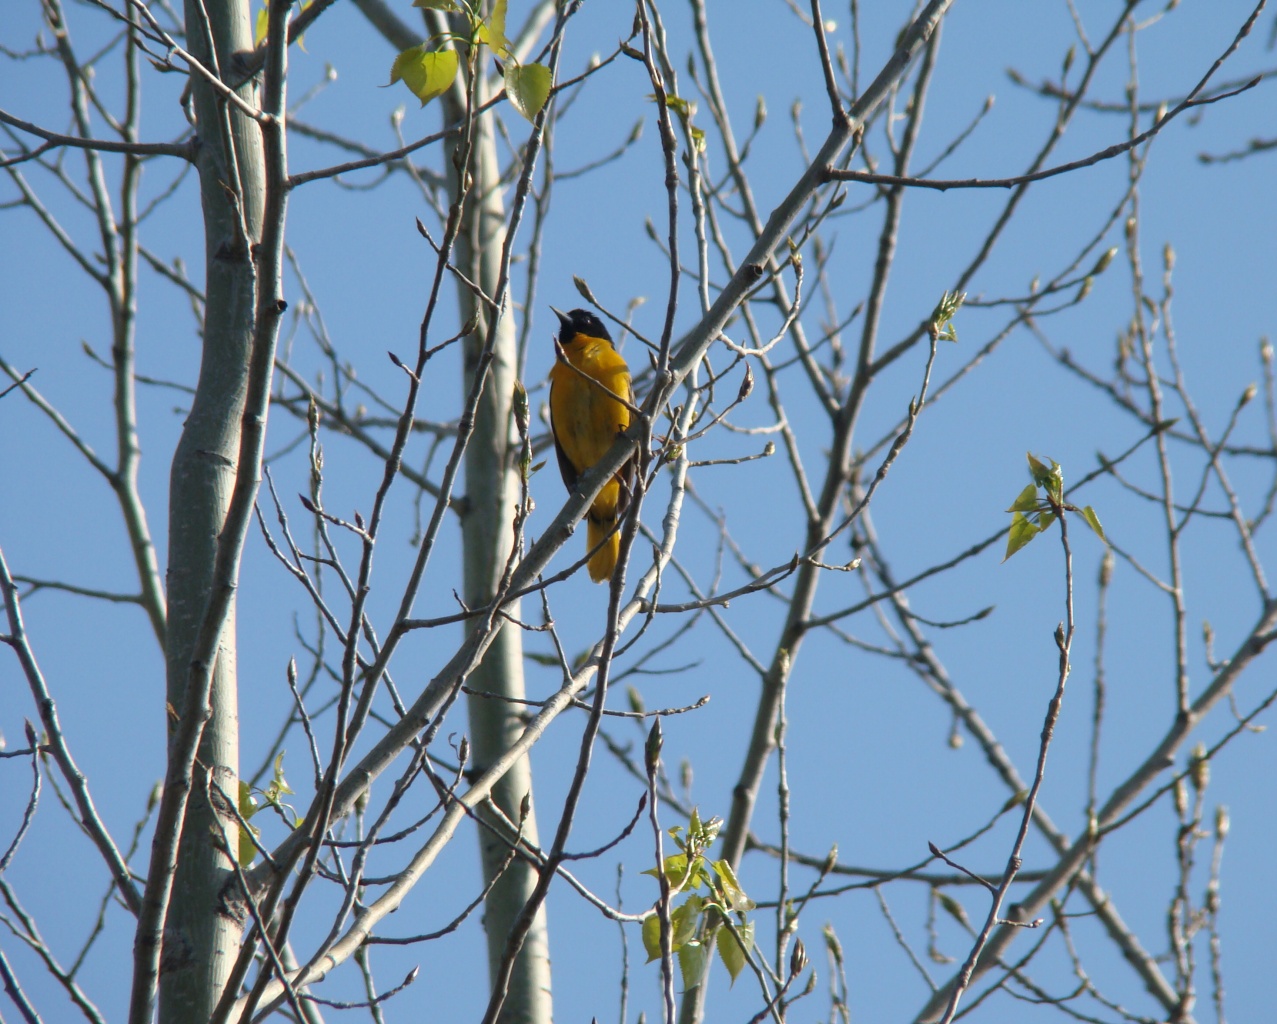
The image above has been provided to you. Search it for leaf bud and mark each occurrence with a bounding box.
[790,938,808,978]
[1189,743,1209,793]
[1092,247,1118,275]
[645,718,663,774]
[512,380,529,437]
[822,923,844,965]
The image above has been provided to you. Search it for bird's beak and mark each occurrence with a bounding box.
[550,306,571,331]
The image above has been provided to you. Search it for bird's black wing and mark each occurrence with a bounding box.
[614,379,637,517]
[548,380,581,492]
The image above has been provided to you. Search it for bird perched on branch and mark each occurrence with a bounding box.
[547,306,635,583]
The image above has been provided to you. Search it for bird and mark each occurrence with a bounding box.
[547,306,635,583]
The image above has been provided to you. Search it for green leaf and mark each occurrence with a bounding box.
[271,754,291,793]
[711,860,755,913]
[296,0,312,52]
[670,894,703,948]
[236,781,260,864]
[641,912,663,963]
[504,60,552,122]
[389,46,459,107]
[273,752,292,788]
[716,920,754,984]
[1025,455,1046,483]
[1004,511,1039,562]
[1080,505,1105,540]
[238,780,259,821]
[238,819,260,867]
[661,93,695,118]
[411,0,460,9]
[666,852,694,887]
[1025,452,1065,499]
[1008,483,1038,513]
[643,893,706,963]
[255,0,311,51]
[677,941,709,989]
[642,852,698,890]
[262,751,294,805]
[477,0,510,55]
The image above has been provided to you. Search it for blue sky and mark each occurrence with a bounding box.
[3,1,1277,1022]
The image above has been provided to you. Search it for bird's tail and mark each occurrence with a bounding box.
[587,514,620,583]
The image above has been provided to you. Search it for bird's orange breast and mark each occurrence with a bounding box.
[548,335,633,482]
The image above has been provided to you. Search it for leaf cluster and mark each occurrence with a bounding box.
[389,0,551,120]
[928,289,966,343]
[1004,453,1105,561]
[236,753,297,867]
[641,809,757,986]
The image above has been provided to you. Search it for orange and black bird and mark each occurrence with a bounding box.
[548,306,635,583]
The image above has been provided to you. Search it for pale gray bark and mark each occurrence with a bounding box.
[160,0,262,1018]
[350,0,556,1014]
[447,50,554,1024]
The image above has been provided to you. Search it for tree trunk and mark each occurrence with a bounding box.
[161,0,261,1017]
[447,64,555,1024]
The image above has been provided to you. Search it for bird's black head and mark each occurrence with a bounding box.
[551,306,611,343]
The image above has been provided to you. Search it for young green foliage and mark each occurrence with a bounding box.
[390,0,552,120]
[928,290,966,343]
[642,809,758,986]
[475,0,510,53]
[236,753,297,866]
[1004,453,1106,561]
[254,0,313,50]
[652,92,707,153]
[389,45,460,106]
[503,61,553,123]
